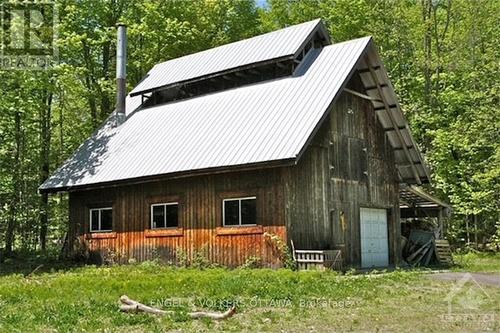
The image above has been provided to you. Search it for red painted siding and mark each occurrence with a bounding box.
[69,168,287,267]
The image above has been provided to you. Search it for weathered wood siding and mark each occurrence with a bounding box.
[284,73,400,267]
[68,72,400,269]
[69,169,286,267]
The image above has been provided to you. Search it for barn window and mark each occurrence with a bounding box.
[223,197,257,226]
[90,207,113,232]
[151,203,179,229]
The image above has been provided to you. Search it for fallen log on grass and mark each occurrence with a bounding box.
[119,295,173,315]
[24,264,44,278]
[119,295,236,320]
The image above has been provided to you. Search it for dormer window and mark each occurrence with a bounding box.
[143,59,297,107]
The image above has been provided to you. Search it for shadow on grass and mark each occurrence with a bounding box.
[0,251,85,277]
[3,250,483,278]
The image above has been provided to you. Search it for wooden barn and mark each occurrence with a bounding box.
[41,19,432,269]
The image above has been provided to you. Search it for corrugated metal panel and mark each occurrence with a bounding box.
[124,94,142,116]
[399,185,451,209]
[41,37,371,191]
[130,19,327,96]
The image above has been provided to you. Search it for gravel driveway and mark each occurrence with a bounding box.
[429,272,500,287]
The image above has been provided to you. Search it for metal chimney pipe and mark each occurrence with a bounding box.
[115,23,127,124]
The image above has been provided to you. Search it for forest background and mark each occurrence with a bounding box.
[0,0,498,254]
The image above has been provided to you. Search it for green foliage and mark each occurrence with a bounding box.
[175,248,190,268]
[0,0,261,253]
[492,220,500,249]
[191,246,215,269]
[453,251,500,272]
[262,0,499,247]
[0,0,498,253]
[240,256,263,269]
[175,246,217,269]
[263,232,295,269]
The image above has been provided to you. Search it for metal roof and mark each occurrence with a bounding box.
[400,185,450,210]
[41,37,372,191]
[129,19,329,96]
[41,20,431,192]
[399,185,451,218]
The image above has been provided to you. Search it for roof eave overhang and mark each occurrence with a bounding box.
[294,38,431,185]
[39,158,296,194]
[130,55,295,97]
[357,40,431,185]
[400,184,451,210]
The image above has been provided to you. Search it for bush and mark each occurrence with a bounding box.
[263,232,295,269]
[240,256,262,269]
[175,248,189,267]
[175,246,215,269]
[192,246,214,269]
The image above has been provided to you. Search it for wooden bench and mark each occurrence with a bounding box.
[291,240,343,271]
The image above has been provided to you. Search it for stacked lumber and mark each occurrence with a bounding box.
[403,230,434,266]
[402,229,453,267]
[434,240,453,265]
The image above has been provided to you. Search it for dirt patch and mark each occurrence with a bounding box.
[429,272,500,287]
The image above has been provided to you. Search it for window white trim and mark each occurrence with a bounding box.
[150,202,179,229]
[89,207,113,233]
[222,196,257,227]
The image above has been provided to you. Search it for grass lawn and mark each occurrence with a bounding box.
[453,251,500,272]
[0,253,498,332]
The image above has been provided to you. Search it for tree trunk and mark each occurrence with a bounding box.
[39,91,53,251]
[82,42,99,128]
[465,216,470,246]
[422,0,433,106]
[5,110,22,254]
[100,40,112,119]
[473,214,478,249]
[5,210,16,254]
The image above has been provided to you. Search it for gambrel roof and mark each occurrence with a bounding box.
[41,20,429,193]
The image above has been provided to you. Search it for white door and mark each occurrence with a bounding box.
[360,208,389,268]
